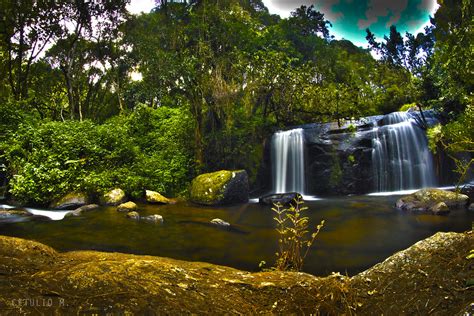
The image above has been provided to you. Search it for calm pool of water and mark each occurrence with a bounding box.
[1,195,472,276]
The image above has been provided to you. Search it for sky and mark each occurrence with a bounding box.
[127,0,439,47]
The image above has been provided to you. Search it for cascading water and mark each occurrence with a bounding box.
[371,112,437,192]
[271,129,305,194]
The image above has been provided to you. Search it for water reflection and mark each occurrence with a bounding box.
[0,196,472,276]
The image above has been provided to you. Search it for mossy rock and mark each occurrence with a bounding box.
[396,188,469,213]
[117,201,138,212]
[190,170,249,205]
[126,211,140,220]
[145,190,170,204]
[100,188,126,206]
[50,192,90,210]
[0,209,32,217]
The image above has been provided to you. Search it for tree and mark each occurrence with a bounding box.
[45,0,129,121]
[0,0,64,100]
[428,0,473,114]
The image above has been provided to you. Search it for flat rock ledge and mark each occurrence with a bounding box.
[0,231,472,315]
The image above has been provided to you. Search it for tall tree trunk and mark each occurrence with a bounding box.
[191,98,204,170]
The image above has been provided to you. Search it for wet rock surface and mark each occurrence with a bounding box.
[396,188,469,214]
[100,188,126,206]
[145,190,171,204]
[0,209,31,217]
[210,218,230,226]
[50,192,90,210]
[66,204,99,217]
[126,211,140,220]
[0,231,471,315]
[142,214,164,223]
[259,192,300,205]
[117,201,138,212]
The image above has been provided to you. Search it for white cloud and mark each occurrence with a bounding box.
[318,0,344,22]
[266,0,313,11]
[127,0,155,15]
[418,0,438,15]
[264,0,343,21]
[358,0,408,29]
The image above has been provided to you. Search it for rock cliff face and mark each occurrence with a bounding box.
[304,119,376,195]
[261,111,458,196]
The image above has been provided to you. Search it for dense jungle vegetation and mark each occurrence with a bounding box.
[0,0,472,205]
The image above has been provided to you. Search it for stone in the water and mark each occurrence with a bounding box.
[190,170,249,205]
[259,192,300,205]
[210,218,230,226]
[145,190,171,204]
[50,192,90,210]
[457,184,474,201]
[468,203,474,211]
[126,211,140,220]
[142,214,164,223]
[117,201,138,212]
[101,188,126,206]
[67,204,99,217]
[396,188,469,213]
[431,202,450,215]
[0,209,31,217]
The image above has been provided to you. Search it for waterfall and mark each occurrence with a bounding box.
[372,112,437,192]
[272,129,305,194]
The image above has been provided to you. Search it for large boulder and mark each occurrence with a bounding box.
[100,189,126,206]
[145,190,171,204]
[50,192,90,210]
[190,170,249,205]
[396,188,469,214]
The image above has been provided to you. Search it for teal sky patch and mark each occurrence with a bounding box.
[267,0,438,46]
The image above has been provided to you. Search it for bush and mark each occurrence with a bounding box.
[428,104,474,185]
[272,195,325,271]
[2,106,195,205]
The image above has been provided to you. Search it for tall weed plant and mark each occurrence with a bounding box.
[272,194,324,271]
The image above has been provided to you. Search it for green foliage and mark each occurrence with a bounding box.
[272,195,324,271]
[2,106,194,205]
[1,0,472,204]
[329,152,343,188]
[428,104,474,185]
[428,0,473,115]
[399,103,417,112]
[347,154,356,164]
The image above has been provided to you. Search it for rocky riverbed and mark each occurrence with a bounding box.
[0,231,472,314]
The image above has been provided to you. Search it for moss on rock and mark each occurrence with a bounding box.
[145,190,171,204]
[190,170,249,205]
[101,188,126,206]
[0,231,471,314]
[50,192,90,210]
[117,201,138,212]
[396,188,469,213]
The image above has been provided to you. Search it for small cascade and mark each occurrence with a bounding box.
[271,129,305,194]
[372,112,437,192]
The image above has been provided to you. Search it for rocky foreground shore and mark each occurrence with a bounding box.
[0,231,472,315]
